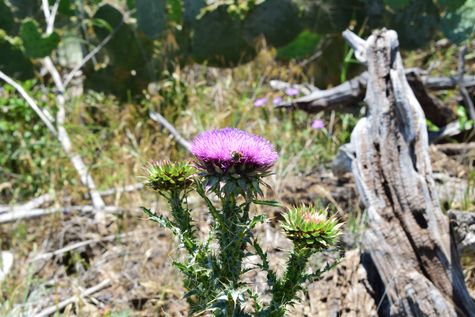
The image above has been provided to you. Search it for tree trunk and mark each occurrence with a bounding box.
[327,29,475,316]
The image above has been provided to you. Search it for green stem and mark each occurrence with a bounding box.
[169,190,196,253]
[264,246,312,317]
[218,194,245,287]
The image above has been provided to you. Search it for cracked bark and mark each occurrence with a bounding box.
[311,29,475,317]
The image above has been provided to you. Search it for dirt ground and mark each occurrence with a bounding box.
[2,146,474,316]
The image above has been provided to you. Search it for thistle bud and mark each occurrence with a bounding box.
[146,161,196,194]
[281,205,342,251]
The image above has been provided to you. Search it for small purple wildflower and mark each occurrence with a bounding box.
[191,128,278,174]
[311,119,325,130]
[273,96,283,105]
[285,87,299,96]
[254,97,268,107]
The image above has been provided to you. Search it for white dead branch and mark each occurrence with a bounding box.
[149,111,192,152]
[32,279,112,317]
[0,205,121,224]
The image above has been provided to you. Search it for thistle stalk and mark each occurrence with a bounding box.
[264,245,312,317]
[169,190,196,252]
[143,129,342,316]
[219,195,242,286]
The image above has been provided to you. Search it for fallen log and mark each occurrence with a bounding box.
[319,29,475,317]
[272,69,473,126]
[435,142,475,155]
[449,211,475,256]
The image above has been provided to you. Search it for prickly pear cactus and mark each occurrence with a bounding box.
[0,36,34,80]
[136,0,166,39]
[20,19,59,58]
[88,4,154,99]
[441,0,475,44]
[191,5,256,67]
[299,0,354,34]
[389,0,439,49]
[276,30,320,60]
[244,0,301,47]
[183,0,206,27]
[0,0,15,34]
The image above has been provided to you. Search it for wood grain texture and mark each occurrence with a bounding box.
[348,29,475,316]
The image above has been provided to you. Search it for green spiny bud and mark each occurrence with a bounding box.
[146,161,196,193]
[280,205,342,251]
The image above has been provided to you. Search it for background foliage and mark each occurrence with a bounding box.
[1,0,474,203]
[1,0,475,96]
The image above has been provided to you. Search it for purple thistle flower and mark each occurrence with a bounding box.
[273,96,283,105]
[191,128,278,175]
[311,119,325,130]
[285,87,299,96]
[253,97,268,107]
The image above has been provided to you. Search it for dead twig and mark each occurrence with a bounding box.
[33,279,112,317]
[0,71,57,135]
[40,0,105,209]
[0,193,54,214]
[62,17,125,88]
[42,58,105,209]
[272,69,475,117]
[458,45,475,123]
[435,142,475,155]
[29,230,157,262]
[149,111,192,152]
[0,183,145,215]
[0,205,121,224]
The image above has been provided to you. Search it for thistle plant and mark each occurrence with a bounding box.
[142,128,342,316]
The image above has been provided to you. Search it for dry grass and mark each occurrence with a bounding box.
[1,46,474,316]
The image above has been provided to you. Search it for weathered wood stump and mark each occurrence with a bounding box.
[319,29,475,317]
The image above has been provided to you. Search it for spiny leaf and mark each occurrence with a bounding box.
[252,199,281,207]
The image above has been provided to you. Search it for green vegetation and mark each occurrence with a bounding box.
[1,0,475,315]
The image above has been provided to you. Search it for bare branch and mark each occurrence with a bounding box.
[29,231,152,262]
[1,182,145,214]
[33,279,112,317]
[42,58,106,209]
[458,45,475,122]
[269,79,317,95]
[149,111,192,152]
[47,0,60,34]
[0,70,57,135]
[0,205,121,224]
[274,72,368,113]
[0,193,54,214]
[273,69,469,127]
[41,0,50,21]
[424,74,475,89]
[435,142,475,155]
[342,30,367,63]
[63,18,125,88]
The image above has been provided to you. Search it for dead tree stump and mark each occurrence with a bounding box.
[336,29,475,316]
